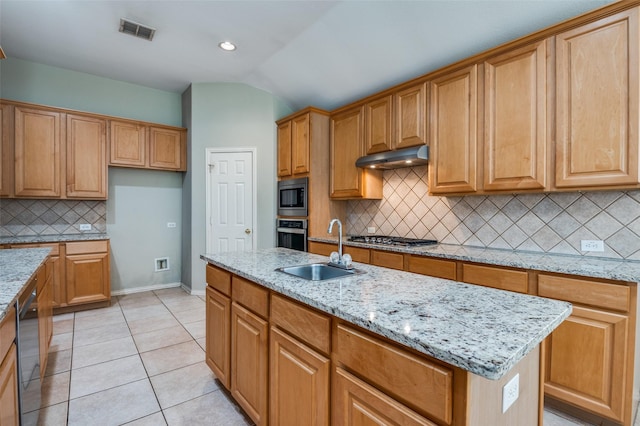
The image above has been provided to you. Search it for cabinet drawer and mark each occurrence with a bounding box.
[11,242,59,256]
[406,255,456,280]
[335,323,453,424]
[66,240,108,255]
[206,264,231,296]
[232,276,269,318]
[538,274,631,312]
[308,241,334,256]
[345,246,370,264]
[271,294,331,354]
[0,306,16,361]
[462,263,528,293]
[371,250,404,270]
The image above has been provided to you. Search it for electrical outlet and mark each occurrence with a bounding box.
[581,240,604,252]
[79,224,92,231]
[167,222,176,228]
[502,373,519,413]
[367,227,376,234]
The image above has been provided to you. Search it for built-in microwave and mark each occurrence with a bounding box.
[277,177,308,217]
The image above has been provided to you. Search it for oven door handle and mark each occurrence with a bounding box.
[277,227,307,235]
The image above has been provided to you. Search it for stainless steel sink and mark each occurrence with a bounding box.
[276,263,362,281]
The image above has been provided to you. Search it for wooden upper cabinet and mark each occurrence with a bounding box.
[277,120,292,177]
[149,126,185,171]
[484,40,549,191]
[395,82,427,149]
[291,113,310,175]
[0,103,14,197]
[14,106,63,197]
[429,65,479,195]
[109,120,146,168]
[330,106,382,199]
[66,114,107,199]
[555,7,639,189]
[365,95,393,154]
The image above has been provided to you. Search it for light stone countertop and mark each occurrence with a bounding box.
[0,234,109,245]
[309,236,640,283]
[201,248,571,380]
[0,248,51,322]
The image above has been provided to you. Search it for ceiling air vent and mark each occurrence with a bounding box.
[119,18,155,41]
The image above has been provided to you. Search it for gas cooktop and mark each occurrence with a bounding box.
[347,235,438,247]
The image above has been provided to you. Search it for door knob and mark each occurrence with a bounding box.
[245,229,251,234]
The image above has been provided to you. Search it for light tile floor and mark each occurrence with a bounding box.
[27,287,253,426]
[24,286,634,426]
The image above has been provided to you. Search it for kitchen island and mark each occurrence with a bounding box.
[201,248,571,426]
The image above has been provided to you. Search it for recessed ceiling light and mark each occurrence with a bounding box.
[218,41,236,51]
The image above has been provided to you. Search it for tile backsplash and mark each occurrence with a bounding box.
[346,166,640,260]
[0,199,106,237]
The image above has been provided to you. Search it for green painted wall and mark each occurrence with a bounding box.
[0,58,185,293]
[185,83,292,293]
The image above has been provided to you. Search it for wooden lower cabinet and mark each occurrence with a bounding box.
[333,367,436,426]
[0,306,18,426]
[231,302,268,426]
[65,241,110,306]
[270,327,330,426]
[37,263,53,379]
[205,286,231,389]
[538,273,635,425]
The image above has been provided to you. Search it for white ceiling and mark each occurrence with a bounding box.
[0,0,615,111]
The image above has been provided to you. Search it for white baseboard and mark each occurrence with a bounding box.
[111,282,183,296]
[187,284,205,296]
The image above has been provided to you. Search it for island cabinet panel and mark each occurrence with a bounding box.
[461,263,528,294]
[14,106,62,198]
[483,39,549,191]
[270,326,330,426]
[333,367,436,426]
[206,264,231,296]
[13,243,65,309]
[404,255,457,280]
[429,65,479,195]
[65,241,110,306]
[66,114,107,199]
[334,323,454,425]
[205,286,231,389]
[370,250,404,271]
[232,276,269,319]
[0,306,18,426]
[270,294,331,354]
[231,302,268,426]
[537,273,636,425]
[555,7,640,189]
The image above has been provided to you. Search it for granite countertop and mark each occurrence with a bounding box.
[201,248,571,380]
[0,233,110,245]
[309,236,640,283]
[0,248,51,322]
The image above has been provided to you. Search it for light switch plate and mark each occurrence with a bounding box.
[502,373,519,413]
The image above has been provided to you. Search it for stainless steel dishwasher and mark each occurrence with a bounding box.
[16,277,41,425]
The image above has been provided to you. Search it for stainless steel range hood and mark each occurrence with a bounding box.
[355,145,428,170]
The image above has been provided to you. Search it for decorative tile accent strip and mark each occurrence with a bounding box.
[346,166,640,260]
[0,199,106,237]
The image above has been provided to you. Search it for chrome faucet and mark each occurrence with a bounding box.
[328,218,352,269]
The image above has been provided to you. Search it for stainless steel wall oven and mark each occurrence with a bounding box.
[276,219,307,252]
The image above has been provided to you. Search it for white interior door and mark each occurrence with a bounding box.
[206,148,256,253]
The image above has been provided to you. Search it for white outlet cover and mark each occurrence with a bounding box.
[167,222,177,228]
[502,373,519,413]
[580,240,604,252]
[79,224,92,231]
[367,227,376,234]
